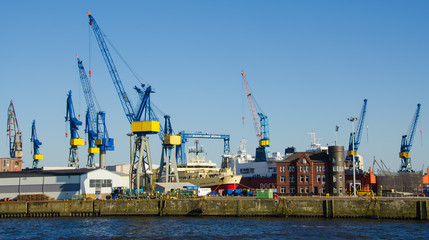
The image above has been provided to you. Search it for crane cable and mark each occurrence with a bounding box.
[103,32,147,86]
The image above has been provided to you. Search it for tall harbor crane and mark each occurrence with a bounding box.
[346,99,368,170]
[87,12,159,194]
[65,90,84,168]
[241,71,270,162]
[399,103,421,172]
[77,55,114,168]
[7,100,23,159]
[30,120,43,168]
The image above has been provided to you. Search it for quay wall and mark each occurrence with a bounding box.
[0,197,427,220]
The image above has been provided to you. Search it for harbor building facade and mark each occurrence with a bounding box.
[0,168,124,200]
[0,158,23,172]
[276,151,331,195]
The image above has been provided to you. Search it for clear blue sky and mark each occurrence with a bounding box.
[0,1,428,173]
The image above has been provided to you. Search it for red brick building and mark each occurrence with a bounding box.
[276,151,330,195]
[0,158,23,172]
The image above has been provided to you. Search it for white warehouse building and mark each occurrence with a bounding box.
[0,168,125,200]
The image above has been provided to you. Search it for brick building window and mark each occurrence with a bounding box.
[289,166,295,172]
[289,175,295,183]
[280,187,286,193]
[339,187,343,194]
[300,175,304,182]
[339,175,343,182]
[280,176,286,183]
[305,187,309,193]
[300,166,302,172]
[305,175,309,182]
[300,187,304,193]
[290,187,295,194]
[317,175,321,182]
[322,175,326,184]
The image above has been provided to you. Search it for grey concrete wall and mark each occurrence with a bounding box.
[0,198,427,220]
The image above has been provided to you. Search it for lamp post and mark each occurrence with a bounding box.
[348,117,358,197]
[126,132,134,193]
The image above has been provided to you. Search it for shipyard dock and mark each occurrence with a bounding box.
[0,197,427,220]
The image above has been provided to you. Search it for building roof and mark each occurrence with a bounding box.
[282,151,329,163]
[0,168,95,178]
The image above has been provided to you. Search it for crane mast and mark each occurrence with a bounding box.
[346,99,368,170]
[65,90,84,168]
[87,12,159,194]
[241,71,270,161]
[7,101,23,159]
[77,55,114,168]
[30,120,43,168]
[399,103,421,172]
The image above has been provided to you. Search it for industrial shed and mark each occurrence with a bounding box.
[0,168,123,200]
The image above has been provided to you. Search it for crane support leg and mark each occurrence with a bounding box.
[68,146,79,169]
[99,150,106,169]
[32,160,39,169]
[87,153,95,168]
[158,146,179,183]
[129,136,153,196]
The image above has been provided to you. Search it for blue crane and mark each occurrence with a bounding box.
[399,103,421,172]
[177,132,230,164]
[76,55,114,168]
[65,90,84,168]
[346,99,368,170]
[87,12,159,194]
[30,120,43,168]
[241,71,270,162]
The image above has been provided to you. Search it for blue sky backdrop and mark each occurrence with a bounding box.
[0,1,428,173]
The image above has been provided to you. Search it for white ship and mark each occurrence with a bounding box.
[178,140,242,190]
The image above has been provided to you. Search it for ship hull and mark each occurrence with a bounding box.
[238,177,277,190]
[182,175,242,191]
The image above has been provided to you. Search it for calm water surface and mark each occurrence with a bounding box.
[0,217,428,239]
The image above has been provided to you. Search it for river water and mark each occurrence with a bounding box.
[0,217,428,239]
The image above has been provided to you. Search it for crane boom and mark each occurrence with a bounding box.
[77,55,97,132]
[399,103,421,172]
[87,12,135,123]
[241,71,261,140]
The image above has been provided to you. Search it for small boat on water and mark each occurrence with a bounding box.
[178,140,242,191]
